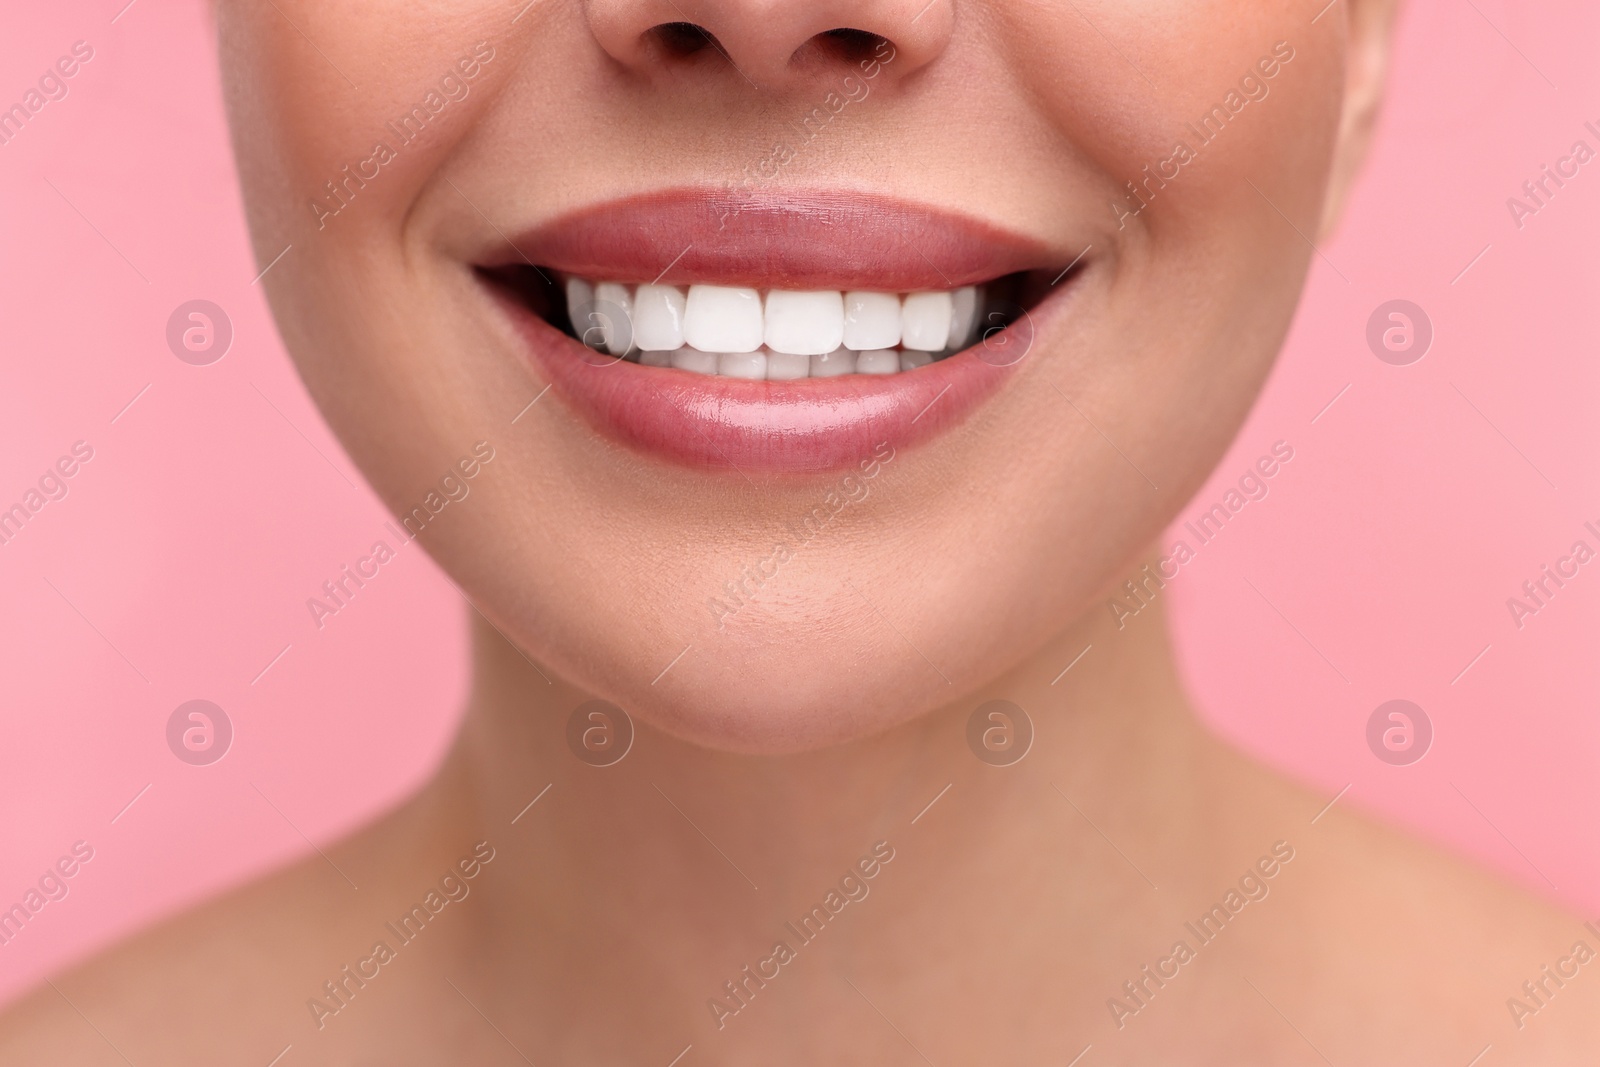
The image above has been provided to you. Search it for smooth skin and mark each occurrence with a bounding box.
[4,0,1598,1063]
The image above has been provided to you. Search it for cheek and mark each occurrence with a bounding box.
[994,2,1342,212]
[219,2,520,496]
[219,1,509,252]
[1001,4,1343,486]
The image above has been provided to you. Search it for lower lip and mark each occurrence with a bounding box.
[489,289,1054,475]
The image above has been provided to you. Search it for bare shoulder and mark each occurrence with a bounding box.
[0,849,360,1066]
[1222,762,1600,1064]
[0,803,503,1067]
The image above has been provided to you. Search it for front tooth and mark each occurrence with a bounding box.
[566,278,597,344]
[899,351,934,372]
[842,291,902,351]
[810,347,857,378]
[638,349,672,367]
[633,284,687,351]
[684,285,763,353]
[901,291,953,352]
[670,347,719,375]
[765,351,810,380]
[718,350,768,380]
[948,286,978,350]
[594,282,635,356]
[856,349,900,375]
[764,290,844,355]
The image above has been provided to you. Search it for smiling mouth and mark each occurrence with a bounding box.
[482,269,1043,379]
[475,189,1083,473]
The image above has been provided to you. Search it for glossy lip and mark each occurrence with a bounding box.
[478,189,1081,474]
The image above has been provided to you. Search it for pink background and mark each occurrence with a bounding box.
[1,0,1595,1004]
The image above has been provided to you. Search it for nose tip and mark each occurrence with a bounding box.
[585,0,953,88]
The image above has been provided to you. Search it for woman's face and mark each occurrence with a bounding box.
[218,0,1366,752]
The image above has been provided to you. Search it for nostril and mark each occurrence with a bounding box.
[590,0,949,85]
[650,21,719,58]
[803,27,891,66]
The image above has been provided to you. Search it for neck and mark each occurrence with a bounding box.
[419,595,1233,1052]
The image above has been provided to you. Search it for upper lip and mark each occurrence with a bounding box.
[482,188,1060,291]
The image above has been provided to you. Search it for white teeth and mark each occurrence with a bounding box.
[593,282,635,356]
[566,278,596,343]
[567,277,995,377]
[809,347,857,378]
[764,290,845,355]
[684,284,764,353]
[633,284,687,351]
[765,351,811,380]
[670,347,719,375]
[856,349,900,375]
[948,286,978,351]
[717,350,768,380]
[842,291,902,351]
[901,291,953,352]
